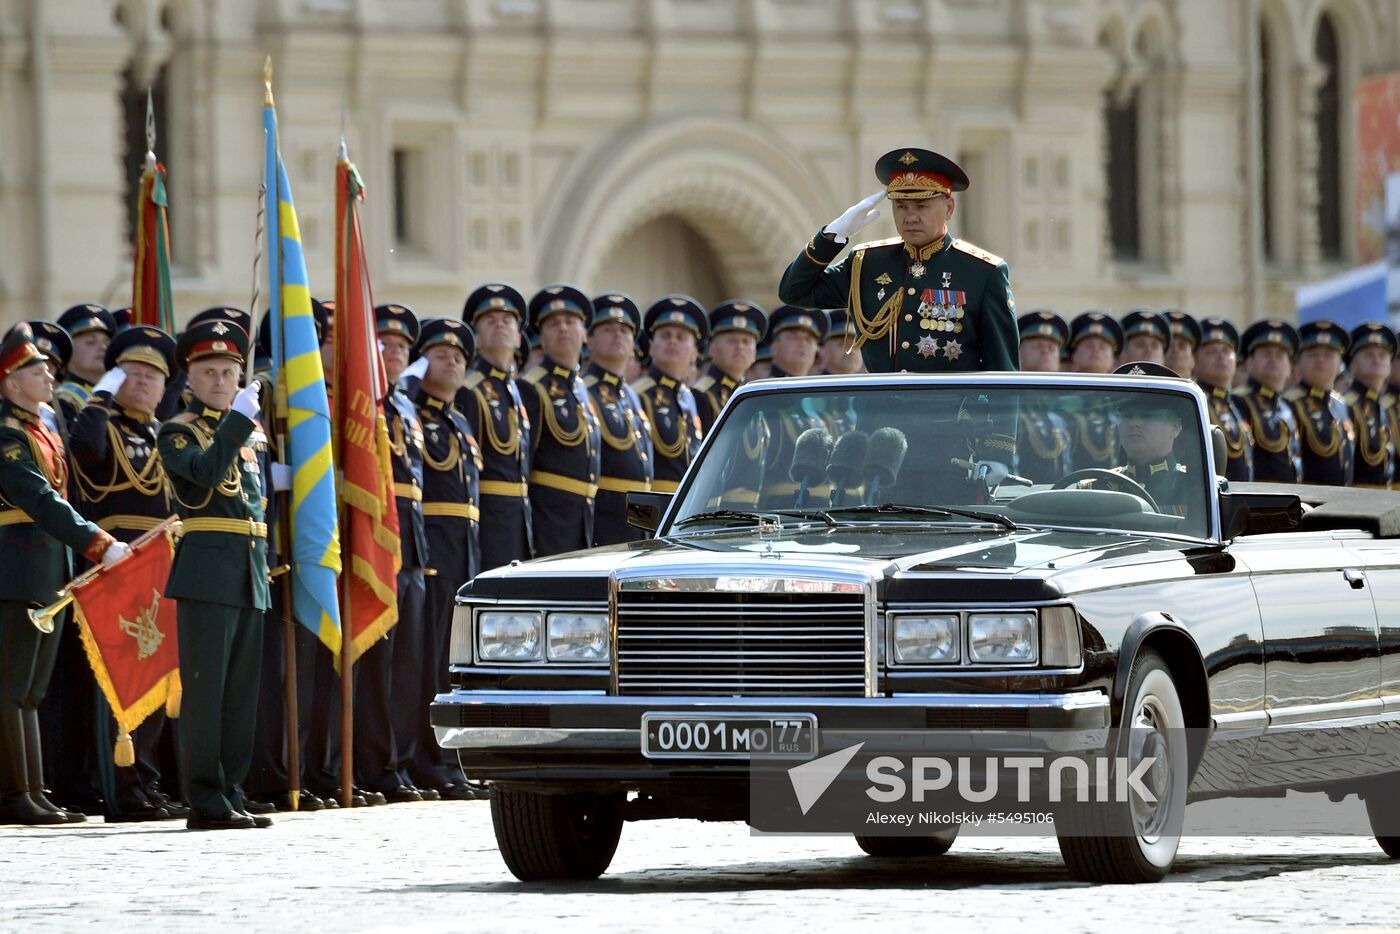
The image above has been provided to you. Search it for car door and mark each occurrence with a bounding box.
[1229,530,1381,784]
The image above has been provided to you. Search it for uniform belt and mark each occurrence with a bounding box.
[478,480,529,498]
[422,502,480,521]
[0,508,33,527]
[530,470,598,499]
[650,479,681,493]
[393,482,422,501]
[596,476,651,495]
[181,518,268,538]
[97,514,163,533]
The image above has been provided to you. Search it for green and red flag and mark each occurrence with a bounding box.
[131,91,175,333]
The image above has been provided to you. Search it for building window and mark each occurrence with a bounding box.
[392,145,426,250]
[1259,21,1275,263]
[1105,87,1141,261]
[120,63,169,249]
[1314,13,1343,262]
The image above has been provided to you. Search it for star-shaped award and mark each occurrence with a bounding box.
[916,336,939,358]
[944,339,963,360]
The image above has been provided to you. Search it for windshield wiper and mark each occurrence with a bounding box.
[828,502,1019,531]
[673,508,837,529]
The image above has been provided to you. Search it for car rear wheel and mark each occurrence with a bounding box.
[1364,778,1400,858]
[490,787,624,881]
[854,825,959,858]
[1056,649,1187,884]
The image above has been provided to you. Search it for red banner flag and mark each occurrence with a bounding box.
[333,146,401,666]
[70,519,181,765]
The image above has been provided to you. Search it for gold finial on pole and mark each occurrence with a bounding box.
[264,56,274,107]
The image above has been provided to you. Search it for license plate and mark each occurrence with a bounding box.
[641,713,817,760]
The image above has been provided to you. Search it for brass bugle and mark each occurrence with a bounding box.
[27,593,76,634]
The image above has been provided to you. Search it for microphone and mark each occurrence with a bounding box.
[789,428,833,507]
[861,428,908,504]
[826,431,869,507]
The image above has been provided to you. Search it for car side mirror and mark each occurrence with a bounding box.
[626,491,673,532]
[1210,425,1227,477]
[1219,490,1302,538]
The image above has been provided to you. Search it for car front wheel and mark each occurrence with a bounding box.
[1365,777,1400,858]
[490,787,624,882]
[1056,649,1188,883]
[854,824,959,858]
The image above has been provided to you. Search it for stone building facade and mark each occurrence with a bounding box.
[1,0,1397,329]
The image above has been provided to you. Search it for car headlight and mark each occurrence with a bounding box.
[968,612,1038,664]
[547,613,610,662]
[891,615,959,664]
[477,610,543,662]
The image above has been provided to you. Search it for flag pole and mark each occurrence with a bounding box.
[337,132,355,811]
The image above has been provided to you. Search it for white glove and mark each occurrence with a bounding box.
[101,541,132,567]
[972,460,1010,488]
[825,190,887,243]
[232,381,262,420]
[270,462,293,492]
[400,356,429,385]
[93,368,126,397]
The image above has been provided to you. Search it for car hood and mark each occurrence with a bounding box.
[464,526,1197,603]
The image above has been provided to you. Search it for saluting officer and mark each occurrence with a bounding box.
[1065,312,1123,469]
[459,284,533,571]
[1195,318,1253,482]
[1015,311,1073,482]
[521,287,600,556]
[157,319,272,831]
[53,305,116,427]
[693,301,765,433]
[1163,310,1201,379]
[1286,321,1354,486]
[1344,322,1396,489]
[1119,309,1171,368]
[633,297,707,495]
[778,148,1017,373]
[411,318,482,801]
[0,325,128,827]
[583,294,653,546]
[1235,320,1303,483]
[69,326,183,823]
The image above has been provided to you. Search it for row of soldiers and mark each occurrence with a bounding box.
[1014,307,1400,488]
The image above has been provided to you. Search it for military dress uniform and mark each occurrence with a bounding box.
[156,321,271,829]
[693,301,766,433]
[1345,323,1396,488]
[68,326,181,822]
[412,319,481,798]
[522,286,600,556]
[633,297,707,497]
[459,284,533,571]
[1065,313,1124,469]
[53,305,117,427]
[584,294,652,547]
[778,148,1018,374]
[1234,320,1303,484]
[1014,312,1072,482]
[0,325,118,826]
[1194,318,1252,482]
[1119,309,1171,364]
[750,306,830,508]
[1285,321,1354,487]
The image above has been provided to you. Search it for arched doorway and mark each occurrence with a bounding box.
[592,214,732,308]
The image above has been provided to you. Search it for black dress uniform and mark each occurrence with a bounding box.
[1194,318,1253,482]
[1235,320,1303,484]
[156,321,271,830]
[459,284,533,571]
[1345,322,1396,488]
[0,325,118,826]
[693,301,766,433]
[412,318,481,797]
[1066,313,1124,469]
[1286,321,1354,487]
[69,326,180,822]
[584,294,652,547]
[1014,312,1072,482]
[633,297,707,495]
[53,305,117,426]
[522,286,600,556]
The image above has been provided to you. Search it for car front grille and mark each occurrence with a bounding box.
[615,590,867,696]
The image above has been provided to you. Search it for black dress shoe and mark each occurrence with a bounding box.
[104,803,171,824]
[0,794,70,826]
[242,798,276,815]
[358,789,387,807]
[437,783,478,801]
[238,811,272,829]
[30,791,87,824]
[186,811,255,831]
[293,792,325,812]
[383,785,423,804]
[148,792,190,819]
[416,787,441,801]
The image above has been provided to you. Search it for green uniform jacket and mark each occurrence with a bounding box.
[778,229,1019,374]
[0,401,111,604]
[157,402,270,611]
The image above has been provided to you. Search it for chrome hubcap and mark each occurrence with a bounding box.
[1128,695,1173,842]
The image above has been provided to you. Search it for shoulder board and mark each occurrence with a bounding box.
[520,365,547,385]
[0,439,26,463]
[167,412,200,426]
[849,235,904,253]
[693,375,716,393]
[463,371,485,391]
[951,239,1005,266]
[631,376,656,393]
[1283,387,1305,402]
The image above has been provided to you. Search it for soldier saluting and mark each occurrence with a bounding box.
[778,148,1017,374]
[53,305,117,426]
[0,324,127,827]
[156,319,270,831]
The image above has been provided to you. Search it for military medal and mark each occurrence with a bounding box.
[917,336,939,358]
[944,339,963,360]
[942,272,953,288]
[910,262,926,279]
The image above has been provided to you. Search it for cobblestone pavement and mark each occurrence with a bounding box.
[3,800,1399,933]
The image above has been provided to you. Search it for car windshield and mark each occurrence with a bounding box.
[667,381,1212,540]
